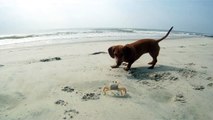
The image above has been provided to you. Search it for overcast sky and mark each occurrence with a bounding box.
[0,0,212,35]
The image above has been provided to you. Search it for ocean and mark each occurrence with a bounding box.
[0,28,204,49]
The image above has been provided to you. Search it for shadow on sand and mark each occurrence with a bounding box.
[127,65,195,81]
[105,92,131,99]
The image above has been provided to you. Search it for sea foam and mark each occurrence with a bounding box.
[0,28,204,49]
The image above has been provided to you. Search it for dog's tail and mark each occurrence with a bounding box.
[156,26,173,43]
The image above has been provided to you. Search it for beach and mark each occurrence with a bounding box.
[0,34,213,120]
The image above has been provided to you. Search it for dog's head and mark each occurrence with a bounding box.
[108,45,124,59]
[108,44,134,61]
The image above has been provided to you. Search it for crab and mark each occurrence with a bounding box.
[103,80,127,96]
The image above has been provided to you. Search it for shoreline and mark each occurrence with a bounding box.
[0,27,206,50]
[0,36,206,50]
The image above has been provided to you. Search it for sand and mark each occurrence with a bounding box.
[0,37,213,120]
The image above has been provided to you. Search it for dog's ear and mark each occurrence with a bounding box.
[123,45,132,57]
[108,46,115,58]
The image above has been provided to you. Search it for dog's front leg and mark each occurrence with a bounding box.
[124,62,133,71]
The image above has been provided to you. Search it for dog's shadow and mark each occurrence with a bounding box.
[127,65,183,81]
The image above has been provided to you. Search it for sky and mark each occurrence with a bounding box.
[0,0,212,35]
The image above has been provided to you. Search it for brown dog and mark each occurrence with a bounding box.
[108,27,173,71]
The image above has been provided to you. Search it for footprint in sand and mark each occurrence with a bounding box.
[149,90,173,103]
[61,86,75,93]
[148,72,178,81]
[63,109,79,119]
[179,46,186,48]
[174,93,186,103]
[82,92,101,101]
[178,69,197,78]
[55,100,68,106]
[207,83,213,87]
[206,77,213,81]
[192,85,205,90]
[201,66,208,69]
[131,71,179,81]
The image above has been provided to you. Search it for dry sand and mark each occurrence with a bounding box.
[0,37,213,120]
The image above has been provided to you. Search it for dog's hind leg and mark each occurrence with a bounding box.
[148,44,160,69]
[148,57,157,69]
[148,50,159,69]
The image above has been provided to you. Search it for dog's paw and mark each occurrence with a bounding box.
[124,67,130,71]
[111,65,119,68]
[148,62,154,65]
